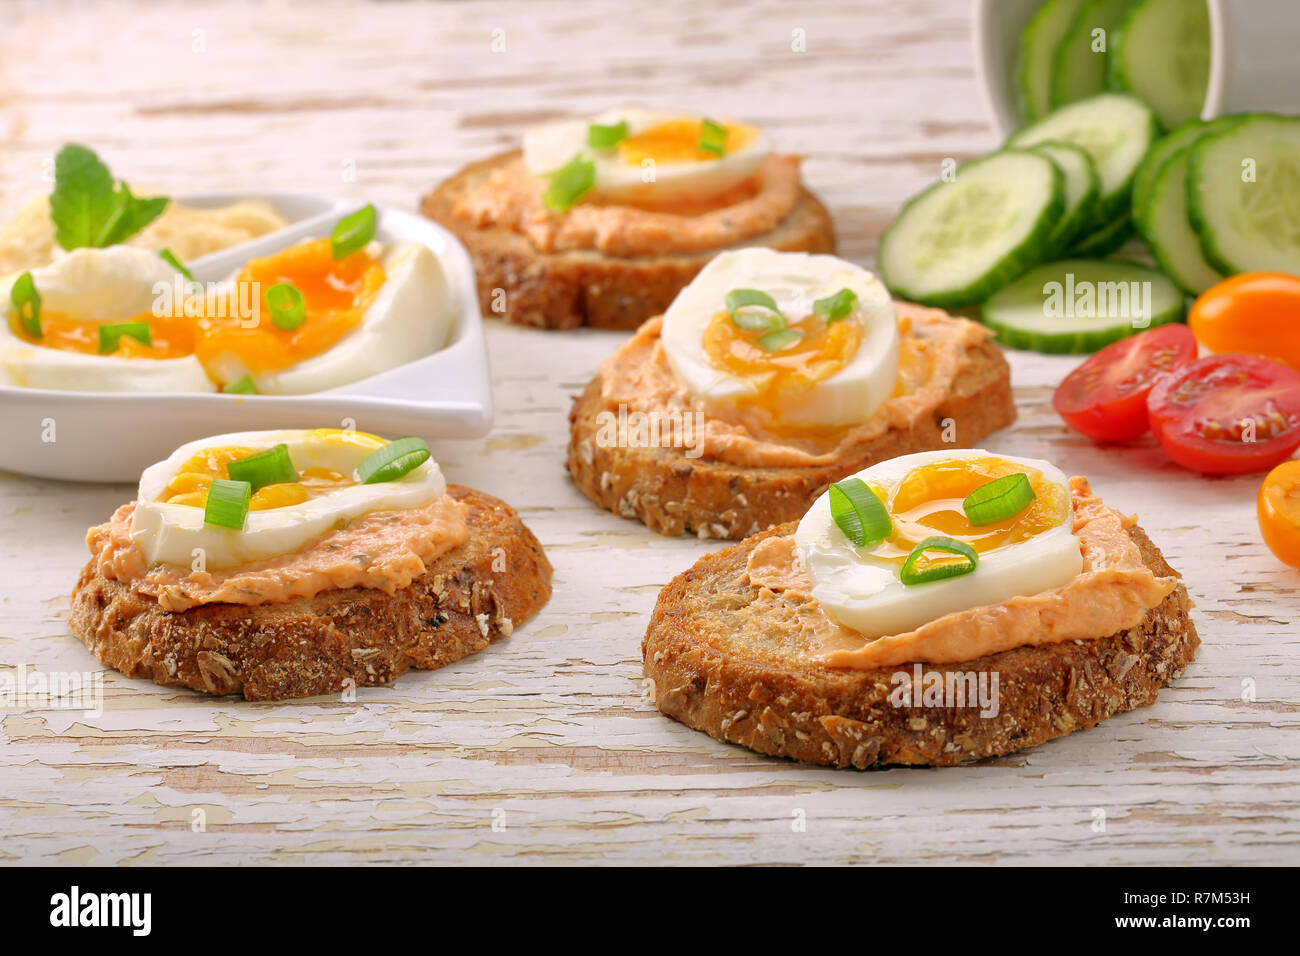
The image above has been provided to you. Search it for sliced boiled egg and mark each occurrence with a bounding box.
[794,450,1085,638]
[0,235,452,395]
[132,428,446,570]
[522,106,770,206]
[200,238,452,394]
[0,246,214,392]
[660,248,900,428]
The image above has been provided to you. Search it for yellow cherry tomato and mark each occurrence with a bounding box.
[1189,272,1300,372]
[1258,460,1300,569]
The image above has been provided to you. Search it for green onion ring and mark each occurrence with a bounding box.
[963,473,1036,526]
[226,443,299,492]
[203,478,252,530]
[357,437,431,484]
[828,478,892,547]
[899,536,979,585]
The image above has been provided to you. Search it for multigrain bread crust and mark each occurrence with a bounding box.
[69,486,553,701]
[421,150,836,330]
[643,521,1199,768]
[568,335,1016,539]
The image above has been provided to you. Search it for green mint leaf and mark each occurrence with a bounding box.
[48,144,169,250]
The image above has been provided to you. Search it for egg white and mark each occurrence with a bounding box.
[230,241,453,395]
[660,248,900,428]
[131,428,447,570]
[794,449,1085,638]
[0,246,215,392]
[522,106,770,205]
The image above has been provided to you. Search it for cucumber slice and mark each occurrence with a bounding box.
[1138,144,1225,294]
[1188,114,1300,275]
[1109,0,1210,130]
[1050,0,1134,109]
[1070,216,1134,256]
[1131,116,1243,222]
[877,150,1064,309]
[981,258,1185,353]
[1015,0,1089,123]
[1029,141,1101,250]
[1009,92,1158,221]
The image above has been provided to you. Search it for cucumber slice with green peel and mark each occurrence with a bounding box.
[1015,0,1090,123]
[1187,114,1300,275]
[1109,0,1210,130]
[981,258,1185,353]
[1138,144,1225,294]
[1131,116,1243,222]
[877,150,1065,309]
[1049,0,1134,109]
[1029,141,1101,250]
[1009,93,1159,222]
[1070,216,1134,256]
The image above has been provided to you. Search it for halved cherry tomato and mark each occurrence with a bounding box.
[1189,272,1300,372]
[1147,354,1300,474]
[1258,461,1300,569]
[1053,325,1198,442]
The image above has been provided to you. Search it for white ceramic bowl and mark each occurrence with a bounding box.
[973,0,1300,136]
[0,196,491,482]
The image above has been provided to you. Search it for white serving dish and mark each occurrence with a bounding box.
[0,195,491,482]
[972,0,1300,136]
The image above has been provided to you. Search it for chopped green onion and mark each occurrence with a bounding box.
[222,375,258,395]
[10,271,41,338]
[357,437,431,484]
[725,288,785,331]
[543,155,596,213]
[227,443,299,492]
[963,473,1036,526]
[899,536,979,585]
[587,121,628,150]
[698,118,727,155]
[330,203,377,260]
[158,247,195,282]
[757,328,804,352]
[814,287,858,323]
[97,321,151,354]
[266,282,306,331]
[203,478,251,530]
[828,478,892,547]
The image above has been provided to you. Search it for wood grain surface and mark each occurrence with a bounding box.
[0,0,1296,866]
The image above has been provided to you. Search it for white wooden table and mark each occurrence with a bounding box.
[0,0,1296,866]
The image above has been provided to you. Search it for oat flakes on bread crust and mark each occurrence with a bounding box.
[642,521,1198,768]
[69,486,553,701]
[421,150,836,331]
[567,334,1016,540]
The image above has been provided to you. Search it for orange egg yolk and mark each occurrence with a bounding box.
[702,310,864,412]
[7,238,384,387]
[617,120,757,165]
[870,457,1070,568]
[195,238,385,377]
[159,444,355,511]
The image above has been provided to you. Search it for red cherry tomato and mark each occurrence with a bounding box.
[1053,325,1198,442]
[1146,354,1300,474]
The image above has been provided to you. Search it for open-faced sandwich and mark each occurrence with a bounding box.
[70,428,552,700]
[1,203,451,394]
[643,449,1199,767]
[568,248,1016,538]
[422,107,835,330]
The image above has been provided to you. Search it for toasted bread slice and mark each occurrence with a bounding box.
[643,521,1198,768]
[69,486,553,701]
[568,334,1016,539]
[421,150,836,330]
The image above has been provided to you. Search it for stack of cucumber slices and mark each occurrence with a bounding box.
[879,0,1300,354]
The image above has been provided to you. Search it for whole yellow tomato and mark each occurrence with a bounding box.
[1189,273,1300,371]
